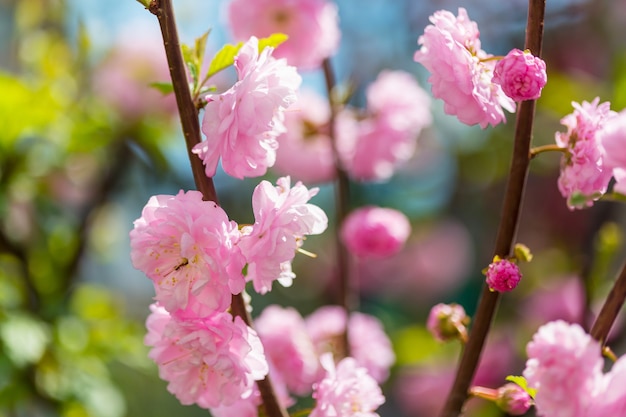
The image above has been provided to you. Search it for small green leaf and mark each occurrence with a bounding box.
[205,42,243,80]
[505,375,536,398]
[148,82,174,95]
[194,30,211,64]
[258,32,288,52]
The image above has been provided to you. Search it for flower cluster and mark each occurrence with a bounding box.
[492,48,547,102]
[193,36,302,179]
[414,8,515,128]
[130,178,327,411]
[522,320,626,416]
[555,98,626,209]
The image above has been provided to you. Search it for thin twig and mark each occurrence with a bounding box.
[438,1,546,416]
[150,2,288,416]
[590,262,626,343]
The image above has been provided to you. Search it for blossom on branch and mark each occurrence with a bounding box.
[130,190,246,313]
[414,8,515,128]
[238,176,328,294]
[144,304,268,409]
[492,48,547,102]
[226,0,340,69]
[193,36,301,179]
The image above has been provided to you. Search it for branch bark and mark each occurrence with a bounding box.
[590,262,626,343]
[438,1,546,416]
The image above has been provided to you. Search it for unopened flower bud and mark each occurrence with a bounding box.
[426,303,469,343]
[496,383,533,415]
[485,257,522,293]
[492,48,547,102]
[514,243,533,263]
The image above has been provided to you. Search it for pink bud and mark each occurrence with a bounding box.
[426,303,469,343]
[485,258,522,292]
[496,383,533,415]
[340,206,411,258]
[492,48,547,102]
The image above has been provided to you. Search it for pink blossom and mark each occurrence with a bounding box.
[144,304,268,409]
[492,48,547,102]
[273,90,337,183]
[255,305,320,395]
[193,36,301,179]
[414,8,515,128]
[555,98,615,209]
[592,356,626,416]
[238,176,328,294]
[340,206,411,258]
[343,70,432,181]
[484,258,522,293]
[310,353,385,417]
[599,110,626,194]
[226,0,340,70]
[495,383,533,416]
[523,320,603,417]
[130,190,245,313]
[305,306,395,383]
[426,303,469,342]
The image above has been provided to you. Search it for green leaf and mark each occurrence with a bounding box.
[505,375,537,398]
[258,32,288,52]
[148,82,174,95]
[205,42,243,80]
[194,30,211,64]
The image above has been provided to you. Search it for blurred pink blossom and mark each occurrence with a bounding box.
[310,353,384,417]
[555,98,615,209]
[238,176,328,294]
[144,304,268,409]
[193,36,301,179]
[492,48,547,102]
[305,306,395,383]
[340,206,411,259]
[414,8,515,128]
[524,320,603,417]
[495,383,533,416]
[255,305,320,395]
[426,303,469,342]
[226,0,340,70]
[599,110,626,194]
[130,190,245,313]
[592,355,626,416]
[522,276,585,327]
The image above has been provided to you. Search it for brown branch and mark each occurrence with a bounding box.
[150,2,287,416]
[590,262,626,343]
[438,1,546,416]
[322,58,354,358]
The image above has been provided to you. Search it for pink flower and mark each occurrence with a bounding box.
[226,0,340,70]
[484,258,522,293]
[305,306,395,383]
[130,190,245,313]
[493,48,547,102]
[193,36,301,179]
[426,303,469,342]
[414,8,515,128]
[255,305,320,395]
[495,383,533,416]
[523,320,603,417]
[144,304,268,409]
[555,98,615,209]
[340,206,411,258]
[310,353,385,417]
[592,356,626,416]
[599,110,626,194]
[238,176,328,294]
[343,70,432,181]
[273,90,337,183]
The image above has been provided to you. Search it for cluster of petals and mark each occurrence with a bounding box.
[193,36,301,179]
[492,48,547,102]
[426,302,469,342]
[129,190,245,313]
[340,205,411,258]
[305,305,395,383]
[254,305,320,395]
[598,110,626,195]
[523,320,604,417]
[495,383,533,416]
[144,304,268,410]
[555,98,616,209]
[484,257,522,293]
[238,176,328,294]
[414,8,515,128]
[310,353,385,417]
[226,0,340,70]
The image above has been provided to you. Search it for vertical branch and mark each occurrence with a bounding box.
[149,2,288,417]
[438,1,546,416]
[322,58,355,357]
[590,262,626,343]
